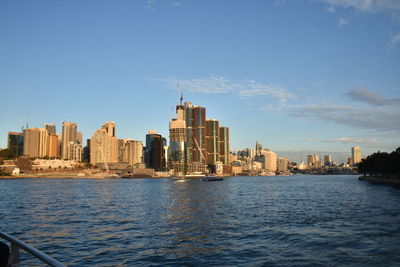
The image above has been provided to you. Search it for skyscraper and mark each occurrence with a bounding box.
[23,128,48,158]
[277,157,289,172]
[90,122,118,165]
[169,103,186,162]
[62,122,77,160]
[206,119,219,165]
[324,155,332,166]
[256,150,277,171]
[145,131,165,170]
[219,126,230,165]
[7,132,24,156]
[47,134,58,158]
[351,147,362,165]
[185,102,206,164]
[44,123,56,135]
[124,140,143,167]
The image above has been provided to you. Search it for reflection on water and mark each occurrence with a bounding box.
[1,176,400,266]
[162,179,229,257]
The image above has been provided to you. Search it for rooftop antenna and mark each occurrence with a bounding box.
[177,84,183,105]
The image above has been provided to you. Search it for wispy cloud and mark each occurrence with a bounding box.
[160,76,295,102]
[238,86,295,102]
[326,5,336,12]
[290,104,400,132]
[346,87,400,106]
[145,0,182,10]
[389,32,400,46]
[324,137,380,144]
[316,0,400,13]
[338,18,349,27]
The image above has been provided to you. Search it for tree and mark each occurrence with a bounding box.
[358,147,400,179]
[0,149,16,160]
[15,157,32,171]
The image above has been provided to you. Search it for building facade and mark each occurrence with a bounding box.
[124,140,143,167]
[351,147,362,165]
[219,126,230,165]
[206,119,220,165]
[145,131,165,171]
[7,132,24,157]
[90,122,118,165]
[61,122,78,160]
[23,128,48,158]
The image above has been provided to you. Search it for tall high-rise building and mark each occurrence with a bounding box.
[168,97,229,174]
[324,155,332,166]
[7,132,24,156]
[219,126,230,164]
[351,147,362,165]
[76,132,83,145]
[69,142,82,162]
[62,122,77,159]
[44,123,56,135]
[206,119,219,165]
[169,103,186,163]
[47,134,59,158]
[102,122,116,137]
[83,139,91,162]
[124,140,143,167]
[23,128,48,158]
[90,122,118,165]
[145,131,165,170]
[307,154,320,167]
[256,150,277,171]
[277,157,289,172]
[185,102,206,164]
[307,155,314,166]
[118,139,131,163]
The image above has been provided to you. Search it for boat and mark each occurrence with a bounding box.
[201,176,223,181]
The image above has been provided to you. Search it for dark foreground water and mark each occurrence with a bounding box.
[1,175,400,266]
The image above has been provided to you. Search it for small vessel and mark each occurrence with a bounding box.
[201,176,223,182]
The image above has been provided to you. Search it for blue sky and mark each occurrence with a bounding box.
[1,0,399,162]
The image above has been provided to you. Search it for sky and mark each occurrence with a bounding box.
[1,0,399,163]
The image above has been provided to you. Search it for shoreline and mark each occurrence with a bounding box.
[359,176,400,186]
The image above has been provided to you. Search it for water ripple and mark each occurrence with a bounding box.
[1,175,400,266]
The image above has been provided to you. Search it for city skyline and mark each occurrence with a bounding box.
[1,0,399,156]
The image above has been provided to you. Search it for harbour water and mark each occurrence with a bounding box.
[1,175,400,266]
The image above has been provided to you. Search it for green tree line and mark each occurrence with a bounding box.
[358,147,400,179]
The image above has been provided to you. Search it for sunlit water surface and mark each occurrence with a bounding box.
[1,175,400,266]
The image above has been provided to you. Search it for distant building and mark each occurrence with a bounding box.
[307,154,321,168]
[44,123,56,135]
[118,139,131,163]
[307,155,314,167]
[124,140,143,167]
[185,102,206,165]
[90,122,118,165]
[169,101,186,173]
[324,155,332,166]
[206,119,219,165]
[7,132,24,156]
[256,150,277,171]
[277,157,289,172]
[62,122,78,160]
[76,132,83,145]
[68,142,82,162]
[351,147,361,165]
[23,128,48,158]
[83,139,91,162]
[47,134,59,158]
[145,131,165,171]
[219,126,230,164]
